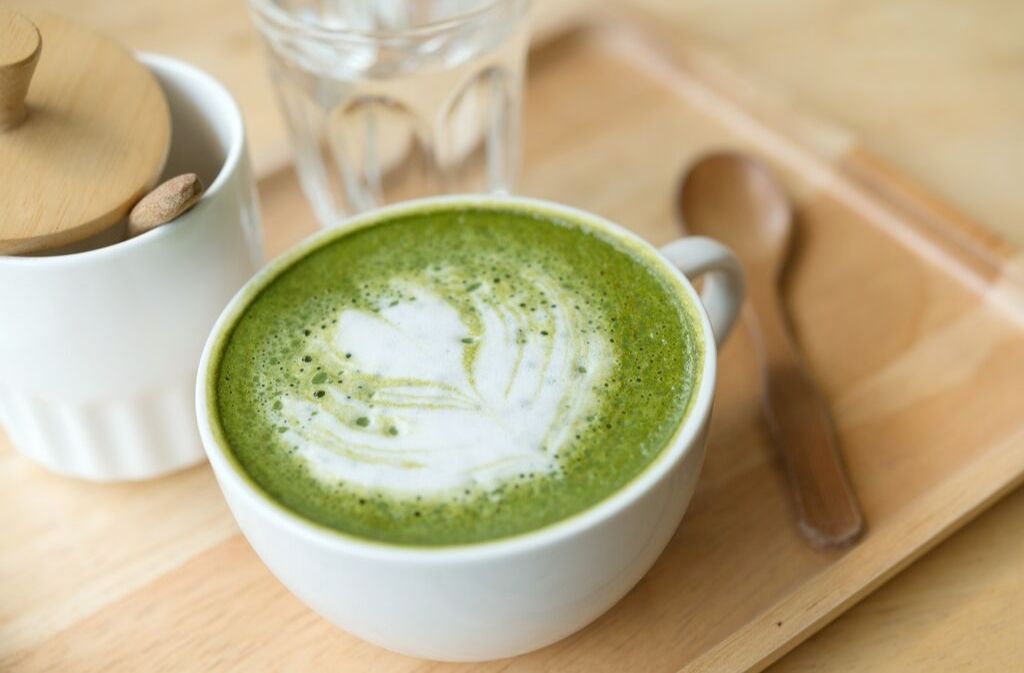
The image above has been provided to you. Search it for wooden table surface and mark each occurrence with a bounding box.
[14,0,1024,670]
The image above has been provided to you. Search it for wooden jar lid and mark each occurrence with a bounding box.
[0,8,170,254]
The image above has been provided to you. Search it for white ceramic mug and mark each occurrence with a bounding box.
[0,54,262,481]
[196,196,742,661]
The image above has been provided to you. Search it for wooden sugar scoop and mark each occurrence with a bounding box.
[127,173,205,238]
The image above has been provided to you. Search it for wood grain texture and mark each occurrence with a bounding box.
[0,10,170,253]
[627,0,1024,251]
[769,485,1024,672]
[3,17,1024,672]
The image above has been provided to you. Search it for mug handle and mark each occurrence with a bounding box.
[660,237,745,347]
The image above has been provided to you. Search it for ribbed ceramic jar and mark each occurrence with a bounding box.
[0,54,262,480]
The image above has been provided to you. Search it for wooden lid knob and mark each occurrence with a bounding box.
[0,8,42,130]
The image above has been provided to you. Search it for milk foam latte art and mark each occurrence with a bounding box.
[213,205,703,545]
[275,268,611,494]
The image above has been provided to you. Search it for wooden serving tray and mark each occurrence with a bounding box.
[4,12,1024,673]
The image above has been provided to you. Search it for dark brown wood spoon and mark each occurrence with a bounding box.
[677,151,864,548]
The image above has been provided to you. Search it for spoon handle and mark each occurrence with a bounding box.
[747,282,864,547]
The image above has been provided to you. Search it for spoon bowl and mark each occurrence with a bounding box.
[678,151,792,274]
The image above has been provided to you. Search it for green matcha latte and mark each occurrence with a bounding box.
[209,204,704,546]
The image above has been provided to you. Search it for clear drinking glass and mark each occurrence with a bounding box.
[250,0,530,225]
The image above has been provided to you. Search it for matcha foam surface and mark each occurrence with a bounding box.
[213,206,703,546]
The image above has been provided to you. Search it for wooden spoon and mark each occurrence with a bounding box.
[677,151,864,548]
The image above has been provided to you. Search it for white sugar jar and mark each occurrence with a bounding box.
[0,33,262,480]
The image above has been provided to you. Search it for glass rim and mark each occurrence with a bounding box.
[248,0,527,42]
